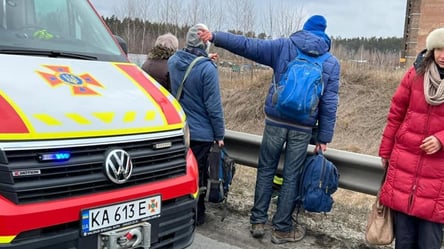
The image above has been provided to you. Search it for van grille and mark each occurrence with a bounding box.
[11,196,196,249]
[0,133,187,204]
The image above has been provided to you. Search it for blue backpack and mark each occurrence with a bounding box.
[274,50,330,122]
[205,144,236,204]
[298,150,339,213]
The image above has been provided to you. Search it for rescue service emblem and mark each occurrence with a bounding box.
[36,65,104,95]
[104,149,133,184]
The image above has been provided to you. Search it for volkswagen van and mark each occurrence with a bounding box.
[0,0,199,248]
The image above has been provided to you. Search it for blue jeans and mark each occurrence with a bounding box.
[250,124,311,232]
[394,211,443,249]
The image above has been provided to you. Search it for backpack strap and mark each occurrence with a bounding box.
[175,56,206,100]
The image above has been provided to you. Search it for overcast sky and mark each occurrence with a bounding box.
[90,0,407,38]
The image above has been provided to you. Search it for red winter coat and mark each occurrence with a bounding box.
[379,66,444,223]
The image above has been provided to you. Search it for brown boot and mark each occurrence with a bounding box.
[271,224,306,244]
[250,223,265,238]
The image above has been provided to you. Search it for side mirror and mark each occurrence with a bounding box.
[114,35,128,55]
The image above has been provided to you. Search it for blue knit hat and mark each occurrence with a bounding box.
[303,15,331,50]
[303,15,327,32]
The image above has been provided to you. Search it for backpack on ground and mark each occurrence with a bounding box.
[298,150,339,213]
[205,144,236,204]
[273,49,330,122]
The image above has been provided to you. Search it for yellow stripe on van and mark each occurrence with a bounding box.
[123,111,137,123]
[0,235,15,243]
[33,114,62,126]
[66,113,91,125]
[0,123,183,140]
[145,110,156,121]
[93,112,114,124]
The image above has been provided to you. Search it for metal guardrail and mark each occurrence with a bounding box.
[224,130,385,196]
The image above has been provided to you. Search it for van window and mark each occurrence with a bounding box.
[0,0,126,62]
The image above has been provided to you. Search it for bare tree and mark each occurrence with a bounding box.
[260,0,306,38]
[159,0,172,25]
[168,2,181,35]
[114,1,138,51]
[277,5,304,37]
[225,0,255,34]
[205,1,227,30]
[137,0,154,54]
[181,0,227,32]
[240,0,255,36]
[184,0,201,26]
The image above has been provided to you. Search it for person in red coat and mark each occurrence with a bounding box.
[379,27,444,249]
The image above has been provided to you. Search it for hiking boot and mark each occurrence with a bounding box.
[250,223,265,238]
[271,224,306,244]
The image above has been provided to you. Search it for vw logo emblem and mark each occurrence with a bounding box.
[104,149,133,184]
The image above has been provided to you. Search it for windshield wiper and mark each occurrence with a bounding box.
[0,49,98,60]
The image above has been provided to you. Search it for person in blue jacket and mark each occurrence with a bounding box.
[199,15,340,244]
[168,23,225,226]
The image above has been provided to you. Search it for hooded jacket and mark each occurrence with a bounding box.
[379,65,444,223]
[141,46,175,91]
[211,30,340,143]
[167,49,225,142]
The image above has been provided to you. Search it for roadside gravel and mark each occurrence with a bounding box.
[196,169,395,249]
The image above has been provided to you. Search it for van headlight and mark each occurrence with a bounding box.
[183,122,190,150]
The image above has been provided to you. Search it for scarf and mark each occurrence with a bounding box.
[424,63,444,105]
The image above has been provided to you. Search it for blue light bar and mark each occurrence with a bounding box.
[39,152,71,161]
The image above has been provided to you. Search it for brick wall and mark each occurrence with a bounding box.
[403,0,444,66]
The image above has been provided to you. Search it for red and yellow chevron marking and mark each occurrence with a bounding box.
[36,65,103,95]
[0,235,15,243]
[115,63,182,125]
[0,94,29,133]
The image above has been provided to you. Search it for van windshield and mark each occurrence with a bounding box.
[0,0,126,62]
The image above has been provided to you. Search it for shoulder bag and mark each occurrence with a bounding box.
[365,169,394,245]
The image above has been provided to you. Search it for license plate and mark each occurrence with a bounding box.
[81,195,161,236]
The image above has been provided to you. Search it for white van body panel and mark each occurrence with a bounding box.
[0,54,185,140]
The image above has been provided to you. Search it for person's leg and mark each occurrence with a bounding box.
[250,125,287,236]
[190,140,213,226]
[270,130,310,244]
[417,217,443,249]
[272,129,311,232]
[394,211,418,249]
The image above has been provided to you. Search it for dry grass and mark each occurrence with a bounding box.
[220,61,405,213]
[220,62,404,155]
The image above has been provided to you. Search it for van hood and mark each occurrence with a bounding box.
[0,54,185,140]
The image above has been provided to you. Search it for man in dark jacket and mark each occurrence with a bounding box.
[168,23,225,226]
[199,15,340,244]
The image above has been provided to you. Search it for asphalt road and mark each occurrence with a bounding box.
[189,233,242,249]
[186,201,397,249]
[187,203,344,249]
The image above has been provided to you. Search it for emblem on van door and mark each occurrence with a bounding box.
[104,149,133,184]
[36,65,103,95]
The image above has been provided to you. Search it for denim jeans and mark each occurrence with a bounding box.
[394,211,443,249]
[250,124,311,232]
